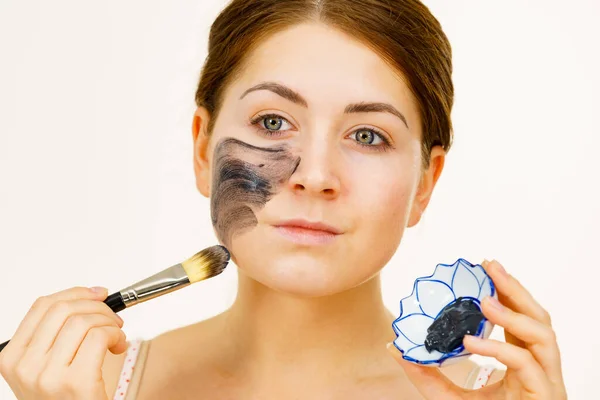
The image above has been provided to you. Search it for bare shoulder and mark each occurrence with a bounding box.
[98,312,231,400]
[353,358,488,398]
[135,312,236,399]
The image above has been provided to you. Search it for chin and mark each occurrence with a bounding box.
[260,254,348,297]
[228,227,370,298]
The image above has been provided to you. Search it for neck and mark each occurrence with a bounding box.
[221,268,398,383]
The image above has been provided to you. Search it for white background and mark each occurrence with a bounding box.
[1,0,598,398]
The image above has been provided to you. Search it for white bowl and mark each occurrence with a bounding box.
[392,258,497,367]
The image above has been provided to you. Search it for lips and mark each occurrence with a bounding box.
[273,219,343,235]
[271,219,343,246]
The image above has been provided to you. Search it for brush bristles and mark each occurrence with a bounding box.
[181,245,231,283]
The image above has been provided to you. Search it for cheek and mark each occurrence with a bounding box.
[209,137,300,250]
[346,157,419,273]
[353,159,418,227]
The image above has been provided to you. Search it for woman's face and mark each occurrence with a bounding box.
[193,22,444,297]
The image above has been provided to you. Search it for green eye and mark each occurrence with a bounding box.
[250,113,291,137]
[263,116,283,131]
[356,130,375,144]
[352,129,386,146]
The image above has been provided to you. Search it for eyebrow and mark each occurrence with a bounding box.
[239,81,409,129]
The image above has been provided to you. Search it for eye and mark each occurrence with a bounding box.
[249,113,293,137]
[249,113,393,151]
[353,129,383,145]
[349,128,393,151]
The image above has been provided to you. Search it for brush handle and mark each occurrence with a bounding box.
[0,291,125,353]
[104,292,126,313]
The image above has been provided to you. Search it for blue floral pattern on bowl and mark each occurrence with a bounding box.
[392,258,497,367]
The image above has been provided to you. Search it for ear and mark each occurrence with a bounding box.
[192,106,212,198]
[407,146,446,227]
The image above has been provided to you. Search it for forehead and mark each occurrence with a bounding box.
[225,22,420,124]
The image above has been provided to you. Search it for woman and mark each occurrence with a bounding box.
[0,0,567,398]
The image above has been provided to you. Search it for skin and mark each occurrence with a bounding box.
[388,260,567,399]
[194,23,435,301]
[0,22,566,400]
[147,21,456,397]
[210,137,301,250]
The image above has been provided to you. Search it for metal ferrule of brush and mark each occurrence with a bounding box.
[119,263,191,307]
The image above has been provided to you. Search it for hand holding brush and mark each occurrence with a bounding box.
[0,245,229,399]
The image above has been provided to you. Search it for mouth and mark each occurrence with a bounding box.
[272,219,342,245]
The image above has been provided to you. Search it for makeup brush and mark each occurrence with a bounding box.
[0,244,230,353]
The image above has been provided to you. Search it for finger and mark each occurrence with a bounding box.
[70,326,126,379]
[386,343,465,399]
[463,335,551,395]
[481,296,564,388]
[6,287,108,351]
[46,313,124,367]
[0,287,108,371]
[482,260,551,326]
[26,299,123,358]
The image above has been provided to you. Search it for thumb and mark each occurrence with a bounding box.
[386,343,465,399]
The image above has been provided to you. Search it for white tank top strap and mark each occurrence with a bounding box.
[112,338,144,400]
[471,364,496,389]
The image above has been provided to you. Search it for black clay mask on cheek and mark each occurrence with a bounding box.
[210,137,301,250]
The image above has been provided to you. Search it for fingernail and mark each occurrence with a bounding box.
[116,314,124,324]
[464,334,481,343]
[89,286,106,294]
[486,295,504,311]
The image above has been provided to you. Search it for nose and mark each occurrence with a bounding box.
[286,139,341,200]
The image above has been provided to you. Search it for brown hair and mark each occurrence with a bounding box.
[194,0,453,168]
